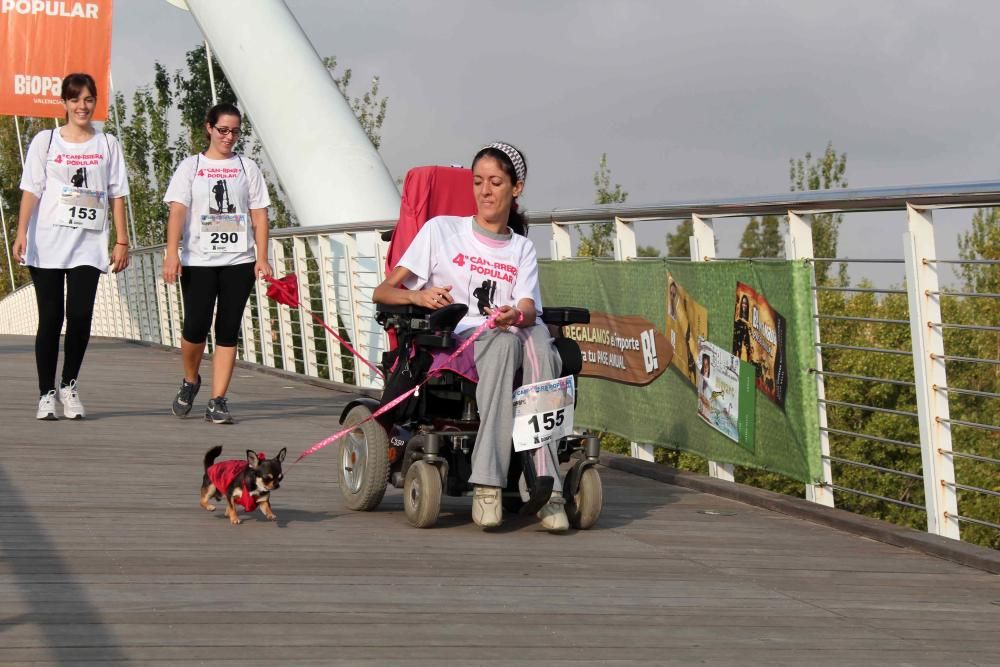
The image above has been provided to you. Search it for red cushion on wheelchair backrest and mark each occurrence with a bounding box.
[385,165,477,274]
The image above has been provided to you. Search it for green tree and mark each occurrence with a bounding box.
[637,245,660,257]
[946,207,1000,547]
[1,116,49,295]
[106,86,161,245]
[106,45,388,236]
[665,219,693,258]
[739,214,783,258]
[790,142,848,284]
[174,46,239,155]
[322,56,388,151]
[578,153,627,258]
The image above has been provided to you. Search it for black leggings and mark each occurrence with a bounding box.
[180,263,255,347]
[29,265,102,395]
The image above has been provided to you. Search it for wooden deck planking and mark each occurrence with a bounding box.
[1,334,999,666]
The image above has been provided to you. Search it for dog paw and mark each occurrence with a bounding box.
[201,503,216,512]
[230,517,241,525]
[265,513,277,521]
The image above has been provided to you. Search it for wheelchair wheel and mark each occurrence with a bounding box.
[565,466,603,530]
[403,461,442,528]
[337,405,390,511]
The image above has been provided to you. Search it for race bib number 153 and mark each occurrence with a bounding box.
[55,187,107,230]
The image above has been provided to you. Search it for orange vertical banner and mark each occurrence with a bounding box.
[1,0,114,120]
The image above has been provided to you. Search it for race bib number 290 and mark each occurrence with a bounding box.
[200,213,248,253]
[512,376,575,452]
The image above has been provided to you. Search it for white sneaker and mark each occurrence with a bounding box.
[58,380,86,419]
[36,390,59,420]
[471,485,503,528]
[537,491,569,533]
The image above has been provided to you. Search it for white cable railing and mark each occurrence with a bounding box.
[0,223,394,389]
[2,181,998,546]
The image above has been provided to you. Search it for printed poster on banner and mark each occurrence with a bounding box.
[560,312,672,386]
[666,272,709,387]
[512,376,575,453]
[697,340,756,450]
[732,281,787,408]
[0,0,114,119]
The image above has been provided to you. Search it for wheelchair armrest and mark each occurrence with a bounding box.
[541,307,590,326]
[428,303,469,332]
[377,303,428,331]
[376,302,469,335]
[411,304,469,348]
[376,303,432,317]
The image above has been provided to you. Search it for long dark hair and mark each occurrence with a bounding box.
[472,144,528,236]
[204,102,242,143]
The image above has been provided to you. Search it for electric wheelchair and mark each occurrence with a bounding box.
[334,301,604,529]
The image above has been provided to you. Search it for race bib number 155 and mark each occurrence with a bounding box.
[512,375,575,452]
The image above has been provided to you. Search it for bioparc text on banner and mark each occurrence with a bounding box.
[1,0,113,120]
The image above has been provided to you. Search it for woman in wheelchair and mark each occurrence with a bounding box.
[373,142,570,532]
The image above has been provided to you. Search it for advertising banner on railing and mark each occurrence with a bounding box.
[539,259,821,483]
[0,0,113,120]
[564,312,672,385]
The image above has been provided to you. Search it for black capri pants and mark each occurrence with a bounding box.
[180,262,255,347]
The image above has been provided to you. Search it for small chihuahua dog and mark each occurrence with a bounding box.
[200,445,286,525]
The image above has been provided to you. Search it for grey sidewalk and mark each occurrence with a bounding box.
[1,335,998,665]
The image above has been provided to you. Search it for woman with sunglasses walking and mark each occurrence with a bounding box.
[162,102,272,424]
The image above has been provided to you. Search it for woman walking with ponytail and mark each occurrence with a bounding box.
[162,102,272,424]
[12,72,130,420]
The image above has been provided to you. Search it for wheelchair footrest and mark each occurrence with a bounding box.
[519,475,554,516]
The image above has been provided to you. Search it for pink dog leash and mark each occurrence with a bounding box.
[288,310,500,465]
[264,274,385,380]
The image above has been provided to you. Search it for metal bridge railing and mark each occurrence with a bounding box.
[1,180,998,546]
[529,182,1000,545]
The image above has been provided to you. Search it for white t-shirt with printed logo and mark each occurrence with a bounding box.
[397,215,543,334]
[163,153,271,267]
[19,129,129,271]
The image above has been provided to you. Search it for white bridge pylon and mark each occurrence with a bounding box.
[167,0,401,227]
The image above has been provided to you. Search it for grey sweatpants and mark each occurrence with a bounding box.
[468,323,564,492]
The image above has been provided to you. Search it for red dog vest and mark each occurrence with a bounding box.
[207,453,266,512]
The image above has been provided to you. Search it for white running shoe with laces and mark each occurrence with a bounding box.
[36,390,59,421]
[58,380,86,419]
[537,490,570,533]
[471,485,503,528]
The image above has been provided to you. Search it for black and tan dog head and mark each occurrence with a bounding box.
[247,448,286,493]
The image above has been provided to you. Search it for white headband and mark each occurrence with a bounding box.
[482,142,527,183]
